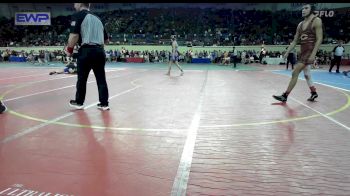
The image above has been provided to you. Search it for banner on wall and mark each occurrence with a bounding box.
[15,12,51,25]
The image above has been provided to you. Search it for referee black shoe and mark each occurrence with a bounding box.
[97,103,110,111]
[0,101,7,114]
[307,92,318,102]
[273,93,288,102]
[69,100,84,110]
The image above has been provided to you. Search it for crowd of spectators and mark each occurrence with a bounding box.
[0,49,67,63]
[0,8,349,47]
[2,46,346,67]
[1,7,349,66]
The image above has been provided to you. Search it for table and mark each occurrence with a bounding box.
[341,59,350,65]
[191,58,211,63]
[263,57,285,65]
[9,56,26,62]
[126,57,144,63]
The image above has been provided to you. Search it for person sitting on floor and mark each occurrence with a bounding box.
[222,51,230,65]
[312,56,320,69]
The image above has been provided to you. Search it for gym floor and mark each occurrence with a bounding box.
[1,62,350,196]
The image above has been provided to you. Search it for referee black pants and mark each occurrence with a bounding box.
[329,55,342,72]
[286,53,295,70]
[75,45,109,105]
[259,54,264,64]
[232,56,237,67]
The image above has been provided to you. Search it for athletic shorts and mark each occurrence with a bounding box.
[171,53,179,62]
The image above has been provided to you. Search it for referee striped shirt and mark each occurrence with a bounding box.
[70,9,108,46]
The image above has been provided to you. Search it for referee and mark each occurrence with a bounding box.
[231,46,238,68]
[65,3,110,110]
[329,40,345,73]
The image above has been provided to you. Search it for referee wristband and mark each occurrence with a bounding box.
[66,47,74,54]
